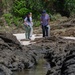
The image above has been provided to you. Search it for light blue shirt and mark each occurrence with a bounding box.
[40,14,50,26]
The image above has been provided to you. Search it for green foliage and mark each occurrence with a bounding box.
[2,0,75,18]
[49,14,56,21]
[13,17,22,26]
[12,0,30,17]
[18,8,29,17]
[64,0,75,14]
[11,0,75,18]
[3,13,12,19]
[33,20,40,27]
[3,13,12,26]
[2,0,75,27]
[51,14,62,21]
[3,13,23,27]
[12,0,44,18]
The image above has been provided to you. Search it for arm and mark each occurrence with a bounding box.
[40,16,43,25]
[48,15,50,25]
[24,17,28,25]
[30,17,33,26]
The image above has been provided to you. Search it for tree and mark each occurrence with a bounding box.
[64,0,75,15]
[12,0,44,18]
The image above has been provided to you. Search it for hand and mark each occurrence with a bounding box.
[24,22,28,26]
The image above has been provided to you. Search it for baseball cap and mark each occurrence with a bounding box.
[42,10,46,13]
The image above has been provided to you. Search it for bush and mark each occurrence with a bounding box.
[33,20,40,27]
[49,13,56,21]
[3,13,12,26]
[12,0,30,17]
[3,13,23,27]
[13,17,22,27]
[49,13,62,21]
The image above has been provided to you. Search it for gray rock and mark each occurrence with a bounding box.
[0,64,12,75]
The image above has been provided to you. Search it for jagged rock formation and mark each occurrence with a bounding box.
[51,17,75,36]
[0,32,44,75]
[36,36,75,75]
[29,34,75,75]
[0,32,75,75]
[61,43,75,75]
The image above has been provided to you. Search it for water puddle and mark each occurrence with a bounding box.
[13,58,49,75]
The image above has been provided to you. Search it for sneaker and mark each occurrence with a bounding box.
[28,38,31,40]
[20,39,29,41]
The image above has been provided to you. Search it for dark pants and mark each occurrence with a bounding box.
[42,25,48,37]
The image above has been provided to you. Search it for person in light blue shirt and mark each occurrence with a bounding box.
[40,10,50,37]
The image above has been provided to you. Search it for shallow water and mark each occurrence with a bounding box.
[14,59,49,75]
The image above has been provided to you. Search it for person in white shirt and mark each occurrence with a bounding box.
[24,12,33,40]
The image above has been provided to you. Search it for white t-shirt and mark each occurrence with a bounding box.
[24,17,33,26]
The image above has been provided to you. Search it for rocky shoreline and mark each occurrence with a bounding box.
[0,32,75,75]
[38,37,75,75]
[0,32,47,75]
[29,36,75,75]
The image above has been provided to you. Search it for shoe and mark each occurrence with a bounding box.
[45,36,48,39]
[28,38,31,40]
[20,39,29,41]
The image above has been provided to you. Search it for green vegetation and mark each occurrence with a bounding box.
[2,0,75,27]
[64,0,75,16]
[3,13,22,26]
[3,13,12,26]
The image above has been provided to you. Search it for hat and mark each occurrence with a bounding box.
[42,10,46,13]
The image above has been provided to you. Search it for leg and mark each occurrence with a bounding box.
[48,25,50,37]
[45,26,48,37]
[30,26,33,37]
[24,25,29,39]
[28,26,31,39]
[42,25,45,37]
